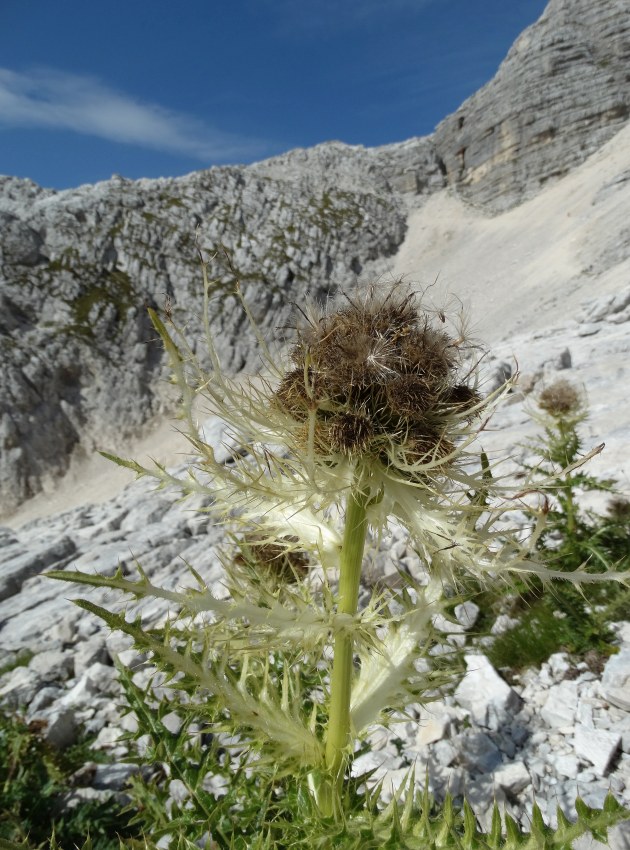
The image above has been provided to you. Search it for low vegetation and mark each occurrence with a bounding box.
[0,711,140,849]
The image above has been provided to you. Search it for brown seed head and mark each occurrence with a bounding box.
[328,412,375,456]
[274,284,479,467]
[538,379,582,417]
[236,535,309,583]
[274,367,325,419]
[607,496,630,523]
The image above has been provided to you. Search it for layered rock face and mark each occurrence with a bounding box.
[434,0,630,211]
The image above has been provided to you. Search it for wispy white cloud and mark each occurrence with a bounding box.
[0,67,267,162]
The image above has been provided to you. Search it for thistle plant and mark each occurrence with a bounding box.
[525,378,615,565]
[485,378,630,669]
[49,271,629,847]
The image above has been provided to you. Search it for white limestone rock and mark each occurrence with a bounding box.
[601,647,630,711]
[493,760,532,795]
[92,724,127,754]
[0,665,43,708]
[432,740,459,767]
[491,614,520,635]
[454,654,522,731]
[73,636,110,677]
[39,707,79,749]
[26,686,64,718]
[455,731,502,774]
[416,701,452,746]
[58,663,119,710]
[465,778,509,832]
[28,648,74,682]
[92,762,140,790]
[0,535,76,601]
[540,680,579,729]
[553,753,580,780]
[351,749,404,780]
[454,601,480,629]
[547,653,571,682]
[574,724,621,776]
[617,717,630,754]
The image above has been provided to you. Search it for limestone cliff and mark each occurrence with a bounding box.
[434,0,630,211]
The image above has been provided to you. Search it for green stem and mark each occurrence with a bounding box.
[564,483,576,537]
[319,476,370,816]
[558,421,577,537]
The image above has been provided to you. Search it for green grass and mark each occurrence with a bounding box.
[0,650,34,679]
[0,710,140,849]
[486,590,614,671]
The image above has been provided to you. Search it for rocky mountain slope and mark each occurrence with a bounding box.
[393,119,630,495]
[2,0,629,515]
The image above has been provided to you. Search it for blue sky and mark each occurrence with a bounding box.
[0,0,548,190]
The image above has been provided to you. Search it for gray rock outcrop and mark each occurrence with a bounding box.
[434,0,630,211]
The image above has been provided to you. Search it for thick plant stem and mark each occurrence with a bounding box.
[319,479,370,816]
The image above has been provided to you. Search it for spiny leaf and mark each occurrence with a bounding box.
[555,807,572,832]
[504,812,523,847]
[47,567,231,617]
[574,797,589,820]
[440,793,455,836]
[98,450,148,475]
[0,839,30,850]
[603,792,624,815]
[490,803,503,848]
[462,799,477,846]
[83,602,325,770]
[400,766,416,832]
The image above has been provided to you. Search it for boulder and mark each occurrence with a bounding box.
[574,724,621,776]
[601,647,630,711]
[454,654,522,731]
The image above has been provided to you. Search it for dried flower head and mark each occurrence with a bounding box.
[235,534,310,584]
[538,379,583,417]
[101,275,574,591]
[274,285,481,473]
